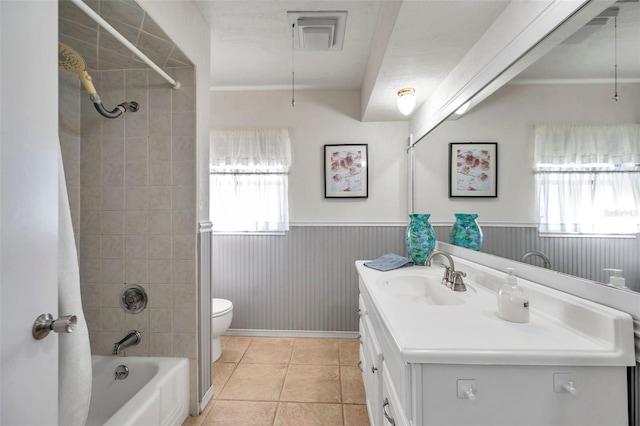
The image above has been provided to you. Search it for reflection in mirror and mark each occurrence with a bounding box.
[415,0,639,293]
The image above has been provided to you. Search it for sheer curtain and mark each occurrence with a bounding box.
[535,124,640,234]
[210,129,291,232]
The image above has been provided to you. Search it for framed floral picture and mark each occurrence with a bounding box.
[324,144,368,198]
[448,142,498,197]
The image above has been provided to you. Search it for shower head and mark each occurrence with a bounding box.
[58,42,97,95]
[58,42,139,119]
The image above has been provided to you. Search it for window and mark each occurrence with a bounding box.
[210,129,291,233]
[535,124,640,235]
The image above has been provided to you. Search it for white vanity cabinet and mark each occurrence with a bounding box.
[358,295,383,426]
[356,260,635,426]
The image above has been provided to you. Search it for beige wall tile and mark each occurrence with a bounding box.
[125,137,148,162]
[80,210,101,235]
[173,308,196,332]
[149,161,172,185]
[172,234,195,260]
[149,332,173,356]
[148,210,172,234]
[102,138,125,163]
[148,259,172,283]
[149,284,173,308]
[102,235,124,259]
[125,186,148,210]
[148,186,172,210]
[149,236,172,259]
[80,234,101,259]
[172,259,195,284]
[102,283,125,308]
[172,210,195,235]
[125,162,148,186]
[125,259,148,284]
[149,308,173,332]
[149,136,171,161]
[102,186,125,210]
[125,211,148,234]
[171,136,195,161]
[173,332,197,358]
[79,258,101,283]
[102,210,125,235]
[102,307,124,332]
[102,259,124,283]
[125,310,149,332]
[125,235,148,259]
[102,161,124,186]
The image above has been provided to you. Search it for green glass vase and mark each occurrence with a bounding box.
[405,213,436,265]
[449,213,483,251]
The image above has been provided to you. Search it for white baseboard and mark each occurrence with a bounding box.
[225,329,359,339]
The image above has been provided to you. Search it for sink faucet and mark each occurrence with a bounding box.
[425,250,467,292]
[113,330,141,355]
[520,251,551,269]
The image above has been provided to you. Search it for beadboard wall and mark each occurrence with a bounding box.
[212,224,639,331]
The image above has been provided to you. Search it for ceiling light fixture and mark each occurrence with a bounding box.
[454,101,471,116]
[397,88,416,116]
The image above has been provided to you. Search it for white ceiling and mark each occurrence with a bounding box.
[195,0,639,122]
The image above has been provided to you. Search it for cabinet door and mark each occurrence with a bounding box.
[381,363,409,426]
[362,316,383,425]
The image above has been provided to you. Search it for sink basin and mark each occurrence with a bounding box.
[378,275,466,306]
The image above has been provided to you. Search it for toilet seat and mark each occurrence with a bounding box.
[212,298,233,318]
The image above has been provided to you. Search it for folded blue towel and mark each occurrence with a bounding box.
[364,253,414,271]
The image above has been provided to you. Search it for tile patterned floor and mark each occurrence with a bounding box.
[183,336,370,426]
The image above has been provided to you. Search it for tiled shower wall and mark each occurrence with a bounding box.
[59,66,199,410]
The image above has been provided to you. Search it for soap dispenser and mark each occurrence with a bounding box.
[497,268,530,323]
[604,268,627,288]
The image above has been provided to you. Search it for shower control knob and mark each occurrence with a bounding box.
[32,313,77,340]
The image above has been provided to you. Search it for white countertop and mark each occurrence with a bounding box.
[356,260,635,366]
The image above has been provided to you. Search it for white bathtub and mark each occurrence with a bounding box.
[86,356,189,426]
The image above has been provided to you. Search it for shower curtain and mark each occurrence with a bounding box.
[58,148,92,425]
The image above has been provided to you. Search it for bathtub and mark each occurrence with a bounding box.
[86,356,189,426]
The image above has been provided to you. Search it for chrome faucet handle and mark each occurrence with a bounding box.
[441,266,451,286]
[450,270,467,292]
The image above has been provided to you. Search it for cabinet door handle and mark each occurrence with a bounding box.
[358,334,362,344]
[371,365,378,373]
[357,361,363,372]
[357,308,362,317]
[382,398,396,426]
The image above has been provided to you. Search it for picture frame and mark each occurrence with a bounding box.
[324,144,368,198]
[448,142,498,198]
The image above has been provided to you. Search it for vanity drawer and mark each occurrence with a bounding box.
[381,362,409,426]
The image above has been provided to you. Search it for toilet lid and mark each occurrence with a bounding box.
[212,298,233,317]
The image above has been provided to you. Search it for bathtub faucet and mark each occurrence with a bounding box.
[113,330,141,355]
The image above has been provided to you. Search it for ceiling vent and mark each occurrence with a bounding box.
[287,11,347,51]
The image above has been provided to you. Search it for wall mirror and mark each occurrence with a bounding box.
[416,0,640,293]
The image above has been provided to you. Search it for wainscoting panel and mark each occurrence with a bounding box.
[213,226,407,331]
[476,226,639,292]
[213,225,638,332]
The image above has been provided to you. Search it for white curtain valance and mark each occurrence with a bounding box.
[210,128,292,172]
[534,123,640,167]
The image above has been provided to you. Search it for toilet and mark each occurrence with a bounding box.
[211,298,233,361]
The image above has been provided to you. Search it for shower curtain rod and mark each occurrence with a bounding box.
[69,0,181,89]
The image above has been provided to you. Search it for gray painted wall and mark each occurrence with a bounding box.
[213,225,639,331]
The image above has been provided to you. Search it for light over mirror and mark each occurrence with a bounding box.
[414,0,640,293]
